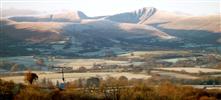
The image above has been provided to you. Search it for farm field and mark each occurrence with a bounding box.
[159,57,195,63]
[0,72,151,84]
[155,67,221,74]
[1,50,221,85]
[0,56,144,70]
[53,58,143,69]
[151,71,198,79]
[118,51,190,58]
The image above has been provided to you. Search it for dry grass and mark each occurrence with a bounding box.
[1,72,151,84]
[1,78,220,100]
[156,67,221,74]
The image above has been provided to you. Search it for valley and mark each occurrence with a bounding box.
[0,6,221,100]
[1,50,221,85]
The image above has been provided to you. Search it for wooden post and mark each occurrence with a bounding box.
[52,66,66,83]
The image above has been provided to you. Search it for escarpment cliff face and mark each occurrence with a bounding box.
[105,7,157,24]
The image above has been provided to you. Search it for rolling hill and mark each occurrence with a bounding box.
[158,15,221,33]
[0,19,64,43]
[1,7,220,56]
[103,7,221,44]
[8,11,88,22]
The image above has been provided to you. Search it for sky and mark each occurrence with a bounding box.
[1,0,220,17]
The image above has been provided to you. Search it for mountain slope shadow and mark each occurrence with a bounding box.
[149,23,221,45]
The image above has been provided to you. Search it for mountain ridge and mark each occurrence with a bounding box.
[8,10,88,22]
[0,7,220,56]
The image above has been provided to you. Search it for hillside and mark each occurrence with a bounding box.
[141,10,188,25]
[9,11,88,22]
[106,7,220,33]
[144,14,221,44]
[105,7,156,23]
[0,19,64,43]
[1,18,174,42]
[1,7,220,56]
[159,15,221,33]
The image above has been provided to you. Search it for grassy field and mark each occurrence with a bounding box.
[155,67,221,74]
[1,72,151,84]
[120,51,190,56]
[53,58,130,69]
[159,57,195,63]
[151,71,198,79]
[1,56,144,70]
[118,50,190,59]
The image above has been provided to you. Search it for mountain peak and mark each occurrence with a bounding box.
[137,7,156,12]
[49,10,88,21]
[135,7,157,24]
[105,7,157,23]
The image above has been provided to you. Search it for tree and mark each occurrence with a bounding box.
[119,76,128,81]
[118,76,128,85]
[78,66,87,72]
[24,71,38,84]
[86,77,100,87]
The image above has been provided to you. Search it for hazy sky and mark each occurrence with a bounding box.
[1,0,220,16]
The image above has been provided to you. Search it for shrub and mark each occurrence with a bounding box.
[24,71,38,84]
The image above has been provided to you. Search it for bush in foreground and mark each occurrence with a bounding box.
[0,78,221,100]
